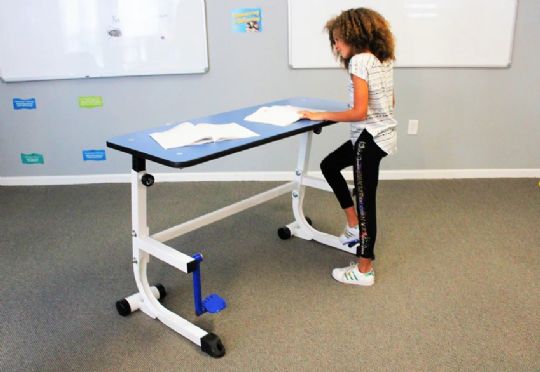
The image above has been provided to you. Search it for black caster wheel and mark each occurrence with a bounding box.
[277,226,292,240]
[305,216,313,226]
[201,333,225,358]
[155,283,167,300]
[313,126,322,134]
[116,298,131,317]
[141,173,154,187]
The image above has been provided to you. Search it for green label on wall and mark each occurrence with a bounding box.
[21,153,44,164]
[79,96,103,108]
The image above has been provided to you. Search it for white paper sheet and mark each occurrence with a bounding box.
[244,105,322,126]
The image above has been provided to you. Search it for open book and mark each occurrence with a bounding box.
[244,105,323,126]
[150,122,259,149]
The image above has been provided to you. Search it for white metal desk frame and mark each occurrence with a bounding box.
[126,130,355,356]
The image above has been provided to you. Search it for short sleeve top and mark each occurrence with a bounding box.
[348,53,397,155]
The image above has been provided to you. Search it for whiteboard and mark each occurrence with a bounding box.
[0,0,208,82]
[288,0,518,68]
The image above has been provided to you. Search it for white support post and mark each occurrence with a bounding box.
[126,169,208,346]
[130,170,159,318]
[289,132,314,240]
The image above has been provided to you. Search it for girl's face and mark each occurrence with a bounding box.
[332,31,352,59]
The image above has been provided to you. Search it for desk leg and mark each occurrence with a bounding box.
[289,132,313,240]
[284,133,357,254]
[116,166,225,358]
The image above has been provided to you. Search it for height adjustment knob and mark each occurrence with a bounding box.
[141,173,154,187]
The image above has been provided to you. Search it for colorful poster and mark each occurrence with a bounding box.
[82,149,107,161]
[13,98,37,110]
[21,153,44,164]
[79,96,103,108]
[232,8,262,32]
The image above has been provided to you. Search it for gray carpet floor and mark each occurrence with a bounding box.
[0,179,538,371]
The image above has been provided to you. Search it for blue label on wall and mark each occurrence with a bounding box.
[13,98,37,110]
[21,153,44,164]
[83,149,106,161]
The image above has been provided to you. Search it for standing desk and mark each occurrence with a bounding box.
[106,97,356,357]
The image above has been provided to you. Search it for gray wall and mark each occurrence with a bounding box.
[1,0,539,178]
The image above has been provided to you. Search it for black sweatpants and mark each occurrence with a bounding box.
[320,130,387,259]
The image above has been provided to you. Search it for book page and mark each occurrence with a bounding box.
[195,123,259,142]
[150,122,259,149]
[150,122,199,149]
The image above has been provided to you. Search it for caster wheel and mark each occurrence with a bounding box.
[277,226,292,240]
[305,216,313,226]
[116,298,131,316]
[201,333,225,358]
[155,283,167,300]
[141,173,154,187]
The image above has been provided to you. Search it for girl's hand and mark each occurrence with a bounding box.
[299,111,326,121]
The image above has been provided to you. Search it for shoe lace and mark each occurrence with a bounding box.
[342,228,357,239]
[345,262,373,277]
[345,262,358,273]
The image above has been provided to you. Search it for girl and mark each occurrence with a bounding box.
[299,8,396,286]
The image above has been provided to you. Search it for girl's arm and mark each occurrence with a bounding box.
[299,74,368,122]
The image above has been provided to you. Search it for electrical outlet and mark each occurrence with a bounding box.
[408,120,419,135]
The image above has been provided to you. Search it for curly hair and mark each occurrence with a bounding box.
[325,8,395,67]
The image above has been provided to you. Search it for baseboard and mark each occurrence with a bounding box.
[1,169,538,186]
[379,169,540,180]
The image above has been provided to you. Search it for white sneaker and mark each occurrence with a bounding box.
[339,225,360,245]
[332,262,374,286]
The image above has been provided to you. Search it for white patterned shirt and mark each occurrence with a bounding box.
[348,53,397,155]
